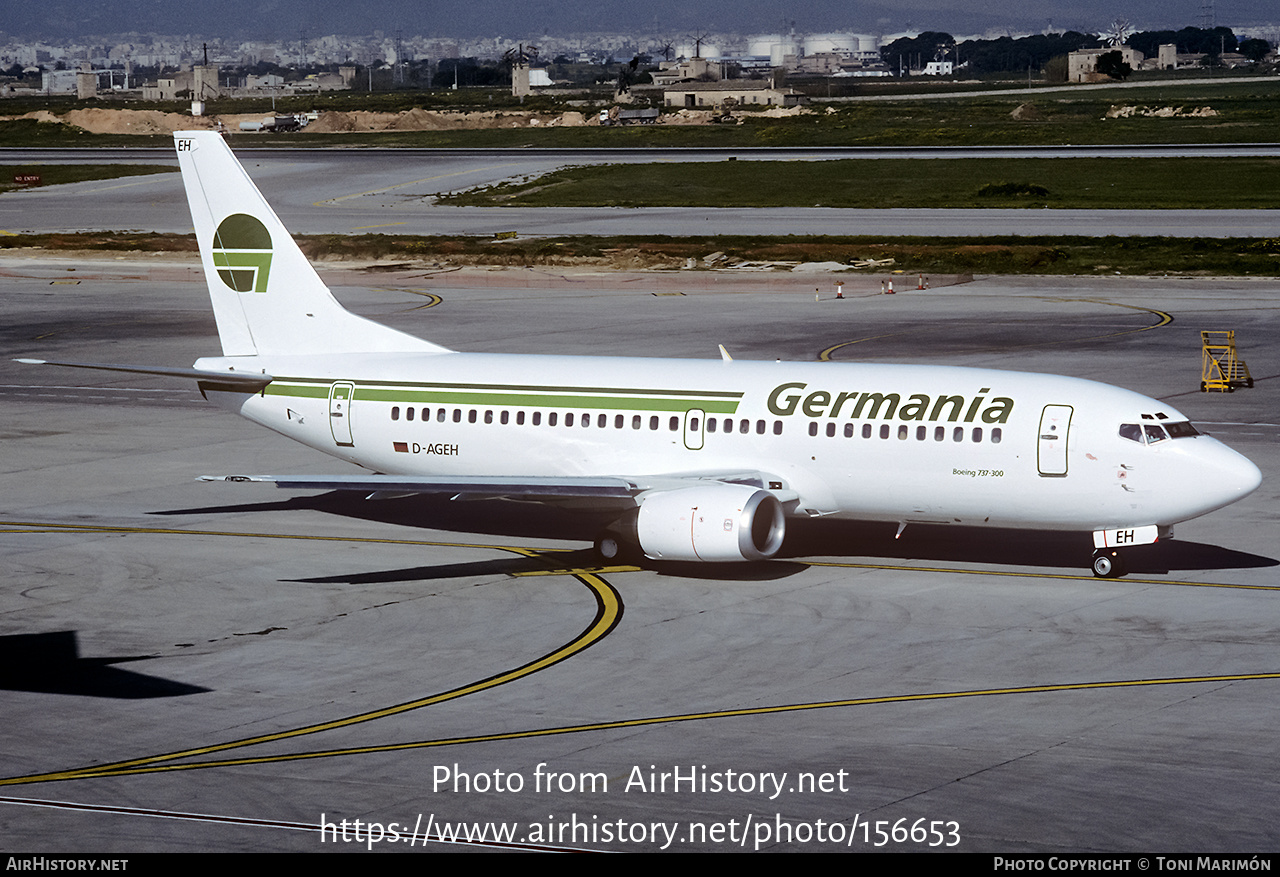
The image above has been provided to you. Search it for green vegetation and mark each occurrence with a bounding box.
[882,25,1250,79]
[4,232,1277,277]
[438,157,1280,210]
[976,182,1052,198]
[0,162,176,192]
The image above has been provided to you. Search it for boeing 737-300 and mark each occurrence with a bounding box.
[19,131,1263,577]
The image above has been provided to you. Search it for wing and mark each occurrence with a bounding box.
[199,473,642,505]
[198,470,799,509]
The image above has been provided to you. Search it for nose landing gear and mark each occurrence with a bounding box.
[1091,548,1127,578]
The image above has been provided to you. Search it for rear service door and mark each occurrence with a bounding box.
[329,381,355,447]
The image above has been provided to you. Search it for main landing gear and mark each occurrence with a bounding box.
[1091,548,1127,578]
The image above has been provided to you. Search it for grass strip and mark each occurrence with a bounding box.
[438,157,1280,209]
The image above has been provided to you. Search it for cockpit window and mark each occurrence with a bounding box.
[1165,421,1200,439]
[1119,423,1143,443]
[1143,424,1168,444]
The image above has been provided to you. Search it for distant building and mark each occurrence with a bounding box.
[1068,47,1142,82]
[41,69,78,94]
[651,56,719,86]
[141,64,221,100]
[76,63,97,98]
[663,80,803,108]
[922,60,954,76]
[511,62,531,96]
[246,73,284,89]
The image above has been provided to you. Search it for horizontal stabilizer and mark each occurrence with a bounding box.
[17,358,273,390]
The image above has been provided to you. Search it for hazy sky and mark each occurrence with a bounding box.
[6,0,1274,41]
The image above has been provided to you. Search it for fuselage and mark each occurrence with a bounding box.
[196,351,1262,535]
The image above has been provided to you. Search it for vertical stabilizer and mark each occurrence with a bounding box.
[174,131,447,357]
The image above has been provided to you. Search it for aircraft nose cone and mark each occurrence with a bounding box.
[1203,440,1262,509]
[1230,453,1263,498]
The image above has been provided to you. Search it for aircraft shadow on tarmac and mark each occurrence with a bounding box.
[285,553,588,586]
[783,518,1279,576]
[0,631,210,699]
[153,493,1277,580]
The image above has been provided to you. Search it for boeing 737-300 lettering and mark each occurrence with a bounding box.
[19,131,1262,578]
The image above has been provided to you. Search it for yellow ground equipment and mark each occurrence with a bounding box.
[1200,331,1253,392]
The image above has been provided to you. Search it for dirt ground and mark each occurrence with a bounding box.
[0,105,807,134]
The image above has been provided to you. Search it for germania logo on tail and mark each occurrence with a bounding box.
[211,213,272,292]
[16,130,1262,578]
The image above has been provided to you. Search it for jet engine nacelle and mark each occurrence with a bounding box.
[635,484,786,562]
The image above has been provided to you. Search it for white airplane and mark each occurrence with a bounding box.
[20,131,1262,578]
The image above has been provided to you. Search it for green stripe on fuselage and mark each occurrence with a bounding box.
[263,380,742,413]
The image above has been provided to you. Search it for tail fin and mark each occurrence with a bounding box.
[174,131,447,357]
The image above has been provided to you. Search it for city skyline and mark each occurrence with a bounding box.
[4,0,1276,43]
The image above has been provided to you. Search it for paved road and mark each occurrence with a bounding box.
[3,145,1279,238]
